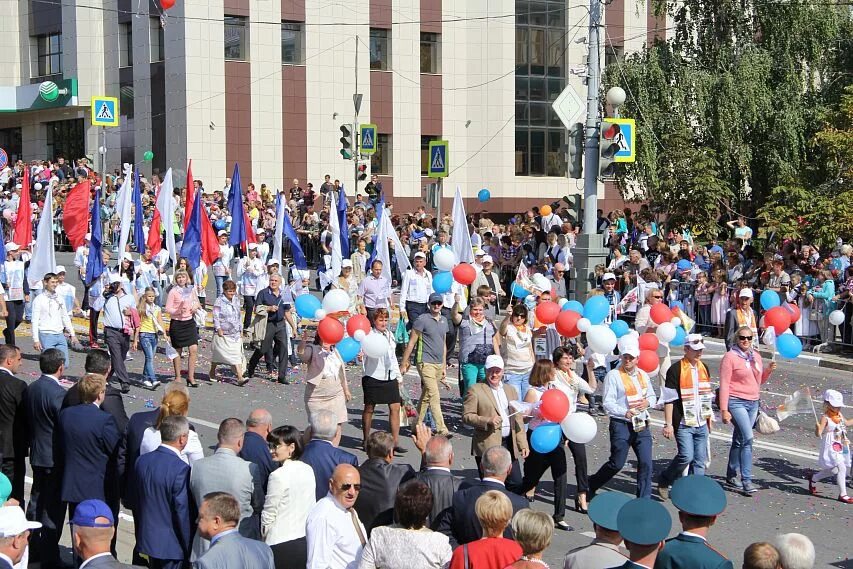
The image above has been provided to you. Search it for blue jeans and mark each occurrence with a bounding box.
[39,332,69,368]
[460,363,485,399]
[589,418,654,498]
[139,332,158,382]
[726,397,759,483]
[659,424,709,486]
[504,372,531,400]
[214,275,228,298]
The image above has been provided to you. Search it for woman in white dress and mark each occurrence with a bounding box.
[808,389,853,503]
[139,389,204,463]
[210,280,247,386]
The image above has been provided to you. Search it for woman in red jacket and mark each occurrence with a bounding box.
[449,491,521,569]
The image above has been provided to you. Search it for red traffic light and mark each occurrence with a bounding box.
[602,123,620,140]
[358,164,367,173]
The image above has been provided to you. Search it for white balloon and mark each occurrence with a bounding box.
[577,317,591,333]
[433,248,458,272]
[828,310,845,326]
[362,331,390,358]
[560,413,598,444]
[322,289,350,313]
[670,317,682,326]
[34,182,43,191]
[353,329,366,342]
[314,308,327,320]
[655,322,677,344]
[587,325,617,354]
[558,298,568,307]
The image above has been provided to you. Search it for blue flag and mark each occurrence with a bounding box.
[337,185,349,257]
[283,209,308,270]
[366,192,385,272]
[227,163,247,246]
[85,189,105,285]
[132,169,146,255]
[180,190,202,270]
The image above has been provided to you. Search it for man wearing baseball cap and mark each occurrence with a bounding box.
[471,254,504,315]
[724,288,757,350]
[598,272,620,325]
[657,334,713,499]
[564,492,630,568]
[399,251,433,331]
[0,506,40,569]
[614,497,672,568]
[68,499,137,568]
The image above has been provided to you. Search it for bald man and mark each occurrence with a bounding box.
[306,465,367,569]
[239,409,276,492]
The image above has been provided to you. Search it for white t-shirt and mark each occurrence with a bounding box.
[140,427,204,464]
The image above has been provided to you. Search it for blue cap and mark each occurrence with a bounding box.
[587,491,632,531]
[70,500,114,528]
[617,498,671,545]
[671,475,726,517]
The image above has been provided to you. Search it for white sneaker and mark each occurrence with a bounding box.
[143,380,154,389]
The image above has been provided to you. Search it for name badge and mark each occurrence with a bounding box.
[632,414,648,432]
[700,394,714,420]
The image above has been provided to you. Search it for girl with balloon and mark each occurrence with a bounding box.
[360,308,403,451]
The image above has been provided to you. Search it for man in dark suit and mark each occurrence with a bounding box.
[62,350,129,433]
[413,427,462,527]
[0,345,28,504]
[434,445,527,547]
[133,415,193,569]
[194,492,274,569]
[300,410,358,500]
[355,431,415,533]
[58,374,122,517]
[239,409,277,493]
[69,499,143,568]
[22,348,67,569]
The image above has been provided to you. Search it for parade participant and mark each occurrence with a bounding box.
[724,289,757,350]
[136,287,165,389]
[350,239,369,284]
[255,228,270,263]
[74,233,91,310]
[808,389,853,503]
[563,492,630,569]
[116,253,137,298]
[213,230,233,298]
[247,274,296,385]
[496,304,535,400]
[54,266,80,316]
[31,272,77,368]
[361,308,403,450]
[210,280,248,386]
[0,345,26,505]
[452,296,499,399]
[333,260,358,314]
[136,251,159,297]
[719,326,776,495]
[600,273,621,324]
[400,252,433,331]
[139,390,205,464]
[101,273,136,393]
[2,244,27,346]
[299,330,350,424]
[657,334,713,498]
[614,498,672,569]
[357,260,391,321]
[88,251,112,348]
[471,255,504,315]
[194,260,208,309]
[655,475,733,569]
[0,506,41,569]
[165,270,201,388]
[239,244,265,330]
[588,345,657,499]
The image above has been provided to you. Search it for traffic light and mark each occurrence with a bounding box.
[339,124,353,159]
[357,163,368,181]
[567,123,583,179]
[599,120,621,177]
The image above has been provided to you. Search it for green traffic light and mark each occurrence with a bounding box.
[340,149,352,159]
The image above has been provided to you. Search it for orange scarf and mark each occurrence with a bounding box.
[679,359,712,402]
[735,308,756,329]
[619,368,649,409]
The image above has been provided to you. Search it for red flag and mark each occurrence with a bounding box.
[183,160,194,230]
[244,211,256,244]
[13,168,33,247]
[62,180,90,249]
[200,205,220,267]
[146,187,162,255]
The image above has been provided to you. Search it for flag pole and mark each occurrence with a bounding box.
[806,387,819,423]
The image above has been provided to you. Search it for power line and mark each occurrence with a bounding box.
[449,115,516,176]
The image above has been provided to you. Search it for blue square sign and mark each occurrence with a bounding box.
[428,140,449,178]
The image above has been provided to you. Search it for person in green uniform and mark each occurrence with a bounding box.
[563,492,630,569]
[613,498,672,569]
[654,475,733,569]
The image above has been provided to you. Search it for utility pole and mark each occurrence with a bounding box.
[353,35,362,197]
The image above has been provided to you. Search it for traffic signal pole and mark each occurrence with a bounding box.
[353,36,361,197]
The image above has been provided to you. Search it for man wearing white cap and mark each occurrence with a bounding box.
[400,252,433,331]
[0,505,41,569]
[213,231,233,298]
[74,234,91,310]
[657,334,713,499]
[724,288,757,350]
[471,255,504,315]
[238,244,265,330]
[2,244,27,346]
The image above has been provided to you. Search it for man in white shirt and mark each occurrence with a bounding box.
[400,252,432,331]
[306,464,367,569]
[31,273,77,368]
[213,231,234,298]
[74,234,91,310]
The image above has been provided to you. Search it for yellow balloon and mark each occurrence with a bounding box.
[541,205,552,216]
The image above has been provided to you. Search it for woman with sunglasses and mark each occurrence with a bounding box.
[496,304,535,400]
[262,426,316,569]
[719,325,777,495]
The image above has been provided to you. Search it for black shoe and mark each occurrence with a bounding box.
[574,499,588,514]
[187,380,199,388]
[237,378,249,387]
[554,519,573,531]
[120,384,131,394]
[247,368,257,379]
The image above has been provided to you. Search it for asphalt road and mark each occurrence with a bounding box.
[16,253,853,568]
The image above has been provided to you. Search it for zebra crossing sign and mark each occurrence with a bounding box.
[360,123,377,155]
[428,140,449,178]
[91,96,119,127]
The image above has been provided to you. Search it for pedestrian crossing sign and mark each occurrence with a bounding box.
[360,123,377,155]
[610,118,635,163]
[428,140,449,178]
[91,96,119,127]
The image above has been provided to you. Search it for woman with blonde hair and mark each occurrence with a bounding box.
[448,491,521,569]
[506,510,554,569]
[138,388,204,463]
[165,269,200,387]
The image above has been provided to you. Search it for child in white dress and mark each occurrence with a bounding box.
[809,389,853,503]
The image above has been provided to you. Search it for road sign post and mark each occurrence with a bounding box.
[91,96,119,181]
[427,140,449,220]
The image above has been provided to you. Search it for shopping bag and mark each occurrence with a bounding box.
[394,318,409,345]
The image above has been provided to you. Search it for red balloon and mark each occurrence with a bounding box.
[317,317,345,345]
[535,301,561,325]
[161,0,176,8]
[540,389,570,422]
[346,314,371,338]
[555,310,581,337]
[452,263,477,286]
[637,350,659,373]
[764,306,792,336]
[650,303,674,325]
[638,333,659,352]
[783,302,801,324]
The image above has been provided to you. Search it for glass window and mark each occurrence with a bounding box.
[120,85,135,119]
[530,130,546,176]
[224,16,248,61]
[371,134,391,175]
[421,135,441,176]
[370,28,391,71]
[281,21,304,64]
[529,102,548,126]
[46,119,84,164]
[35,33,62,77]
[529,2,547,26]
[515,28,529,74]
[149,18,164,62]
[515,130,529,176]
[605,44,624,68]
[547,130,566,176]
[420,32,440,74]
[119,23,133,68]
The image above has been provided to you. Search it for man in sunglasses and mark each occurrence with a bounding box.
[306,464,367,569]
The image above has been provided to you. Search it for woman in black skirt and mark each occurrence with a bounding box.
[165,269,200,387]
[361,308,404,451]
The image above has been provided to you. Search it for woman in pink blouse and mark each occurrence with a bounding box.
[719,325,777,495]
[166,270,201,387]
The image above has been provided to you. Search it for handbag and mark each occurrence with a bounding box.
[756,409,780,434]
[467,325,494,365]
[194,308,207,328]
[394,318,409,345]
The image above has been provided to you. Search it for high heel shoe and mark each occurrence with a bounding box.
[574,498,588,514]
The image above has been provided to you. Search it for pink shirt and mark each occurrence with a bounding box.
[718,350,772,411]
[165,286,198,321]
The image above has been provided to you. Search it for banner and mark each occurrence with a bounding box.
[63,180,90,250]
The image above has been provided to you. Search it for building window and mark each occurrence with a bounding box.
[119,23,133,68]
[420,32,440,74]
[34,34,62,77]
[421,135,441,176]
[281,21,304,64]
[46,119,84,164]
[120,85,135,119]
[149,18,164,62]
[369,28,391,71]
[225,16,249,61]
[371,134,391,175]
[605,44,624,68]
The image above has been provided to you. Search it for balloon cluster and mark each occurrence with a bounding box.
[529,390,598,453]
[761,302,804,359]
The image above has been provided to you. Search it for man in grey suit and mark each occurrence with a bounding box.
[194,492,273,569]
[189,419,264,561]
[70,499,143,568]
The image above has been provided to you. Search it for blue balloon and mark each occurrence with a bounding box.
[676,259,692,272]
[530,423,562,454]
[760,290,781,310]
[336,337,362,363]
[776,334,803,359]
[563,300,584,313]
[670,326,687,347]
[478,189,491,202]
[669,300,685,311]
[295,294,322,319]
[583,296,610,325]
[610,320,630,338]
[433,271,453,294]
[511,282,530,299]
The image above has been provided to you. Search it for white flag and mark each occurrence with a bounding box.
[328,191,343,279]
[385,210,411,279]
[272,189,285,273]
[116,164,134,257]
[27,186,56,288]
[375,206,391,282]
[156,168,177,265]
[451,186,474,263]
